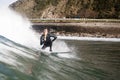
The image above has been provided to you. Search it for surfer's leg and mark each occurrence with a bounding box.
[41,45,46,50]
[49,43,52,51]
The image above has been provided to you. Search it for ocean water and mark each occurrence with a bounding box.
[0,7,120,80]
[0,35,120,80]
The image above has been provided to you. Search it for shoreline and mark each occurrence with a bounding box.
[30,18,120,23]
[32,21,120,38]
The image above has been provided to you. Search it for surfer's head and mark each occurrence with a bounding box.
[43,28,48,35]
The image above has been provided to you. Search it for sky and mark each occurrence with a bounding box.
[0,0,17,7]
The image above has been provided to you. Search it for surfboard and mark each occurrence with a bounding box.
[39,50,51,56]
[40,49,71,56]
[51,51,71,54]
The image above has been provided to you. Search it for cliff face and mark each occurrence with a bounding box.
[10,0,120,19]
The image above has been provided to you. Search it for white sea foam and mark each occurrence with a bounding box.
[0,7,39,48]
[58,36,120,42]
[0,7,39,66]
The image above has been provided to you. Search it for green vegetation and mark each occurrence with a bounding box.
[34,0,59,10]
[65,0,91,18]
[92,0,120,18]
[65,0,120,18]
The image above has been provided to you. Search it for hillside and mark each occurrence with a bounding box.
[10,0,120,19]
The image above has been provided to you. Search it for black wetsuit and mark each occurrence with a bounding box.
[40,33,57,51]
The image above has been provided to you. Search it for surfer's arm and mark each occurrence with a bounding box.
[40,35,44,45]
[50,34,57,42]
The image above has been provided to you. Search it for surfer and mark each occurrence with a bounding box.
[40,28,57,51]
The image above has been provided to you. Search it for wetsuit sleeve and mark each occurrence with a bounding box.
[50,34,57,42]
[40,35,44,45]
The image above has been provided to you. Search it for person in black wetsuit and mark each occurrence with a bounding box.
[40,28,57,51]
